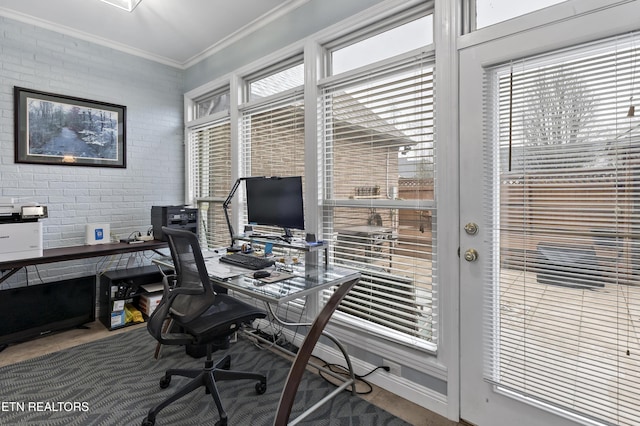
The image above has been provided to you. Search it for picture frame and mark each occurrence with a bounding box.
[14,87,126,168]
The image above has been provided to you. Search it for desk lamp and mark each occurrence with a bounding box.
[222,177,263,252]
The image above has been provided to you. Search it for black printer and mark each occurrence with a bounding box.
[151,206,198,241]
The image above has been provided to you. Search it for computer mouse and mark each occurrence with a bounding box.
[253,270,271,279]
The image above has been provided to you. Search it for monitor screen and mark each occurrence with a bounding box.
[245,176,304,231]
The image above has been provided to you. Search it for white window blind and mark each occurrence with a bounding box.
[485,34,640,425]
[239,92,306,237]
[238,72,306,319]
[321,52,437,350]
[188,119,232,249]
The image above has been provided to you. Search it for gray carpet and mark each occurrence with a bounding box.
[0,327,409,425]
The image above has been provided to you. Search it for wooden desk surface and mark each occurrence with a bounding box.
[0,240,168,270]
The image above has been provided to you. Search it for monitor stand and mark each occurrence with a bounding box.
[281,228,293,243]
[237,229,294,243]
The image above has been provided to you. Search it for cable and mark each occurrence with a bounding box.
[248,313,390,395]
[313,355,391,395]
[32,265,45,284]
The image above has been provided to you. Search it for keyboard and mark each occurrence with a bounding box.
[219,252,275,270]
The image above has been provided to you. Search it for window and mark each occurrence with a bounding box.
[187,88,232,249]
[194,91,231,120]
[321,14,436,350]
[234,61,307,320]
[184,7,438,354]
[330,14,433,75]
[474,0,567,29]
[240,61,305,237]
[249,62,304,101]
[187,120,232,248]
[485,33,640,425]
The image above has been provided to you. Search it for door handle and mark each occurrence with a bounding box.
[464,222,479,235]
[464,248,478,262]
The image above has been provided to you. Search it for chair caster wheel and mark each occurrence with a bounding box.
[142,416,155,426]
[159,376,171,388]
[255,381,267,394]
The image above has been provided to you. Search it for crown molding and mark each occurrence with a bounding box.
[0,6,182,68]
[0,0,311,70]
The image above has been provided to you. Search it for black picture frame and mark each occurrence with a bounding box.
[14,87,126,168]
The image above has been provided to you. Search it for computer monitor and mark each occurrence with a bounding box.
[245,176,304,239]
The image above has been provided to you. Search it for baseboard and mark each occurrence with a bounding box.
[252,319,451,419]
[308,335,450,418]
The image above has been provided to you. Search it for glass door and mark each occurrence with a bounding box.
[459,2,640,425]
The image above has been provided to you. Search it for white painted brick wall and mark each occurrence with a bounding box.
[0,17,184,287]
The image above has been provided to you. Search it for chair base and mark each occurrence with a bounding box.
[142,354,267,426]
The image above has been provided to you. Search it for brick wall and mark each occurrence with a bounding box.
[0,17,184,287]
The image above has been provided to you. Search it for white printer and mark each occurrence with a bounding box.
[0,198,48,262]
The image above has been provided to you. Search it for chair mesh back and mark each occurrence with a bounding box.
[164,228,216,323]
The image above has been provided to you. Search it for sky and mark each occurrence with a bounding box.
[476,0,567,28]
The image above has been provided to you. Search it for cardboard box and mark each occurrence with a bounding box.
[139,292,163,316]
[110,311,125,328]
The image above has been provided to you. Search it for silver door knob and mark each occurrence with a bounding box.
[464,222,479,235]
[464,248,478,262]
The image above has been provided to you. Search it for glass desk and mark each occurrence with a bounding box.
[152,256,360,425]
[152,256,358,304]
[223,264,358,304]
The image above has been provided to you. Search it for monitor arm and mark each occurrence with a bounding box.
[222,178,244,249]
[222,177,263,249]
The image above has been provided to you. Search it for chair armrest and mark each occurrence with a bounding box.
[170,287,205,296]
[163,274,177,293]
[163,274,204,295]
[162,274,205,303]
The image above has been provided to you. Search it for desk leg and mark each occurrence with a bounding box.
[273,276,359,426]
[264,303,356,396]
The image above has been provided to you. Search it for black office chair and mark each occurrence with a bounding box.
[142,227,267,426]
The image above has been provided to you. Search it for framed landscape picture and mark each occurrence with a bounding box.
[14,87,126,168]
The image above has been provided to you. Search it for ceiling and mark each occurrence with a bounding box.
[0,0,308,68]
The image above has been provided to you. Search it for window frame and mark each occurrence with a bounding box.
[183,0,451,404]
[315,0,439,354]
[237,56,306,219]
[185,80,233,249]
